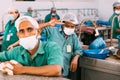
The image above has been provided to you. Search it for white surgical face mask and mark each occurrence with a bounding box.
[51,13,56,17]
[8,14,15,21]
[115,10,120,15]
[19,35,38,50]
[63,27,75,35]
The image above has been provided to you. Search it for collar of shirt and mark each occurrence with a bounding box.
[21,41,45,58]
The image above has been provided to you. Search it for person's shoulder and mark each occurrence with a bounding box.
[109,13,117,22]
[24,12,29,15]
[5,20,11,26]
[5,46,25,56]
[42,26,57,30]
[43,40,57,45]
[72,33,78,38]
[45,13,51,17]
[11,46,25,52]
[110,13,116,18]
[41,41,61,55]
[42,41,59,48]
[47,41,57,45]
[56,14,60,16]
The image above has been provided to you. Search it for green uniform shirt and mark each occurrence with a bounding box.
[24,12,32,17]
[41,27,83,76]
[44,13,60,22]
[0,41,63,67]
[109,13,120,39]
[2,20,19,51]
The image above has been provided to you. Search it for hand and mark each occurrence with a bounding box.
[116,29,120,33]
[70,55,80,72]
[0,61,13,74]
[0,60,23,75]
[7,45,13,50]
[48,19,59,26]
[10,62,23,75]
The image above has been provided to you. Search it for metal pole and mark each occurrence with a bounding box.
[110,15,118,46]
[78,18,97,40]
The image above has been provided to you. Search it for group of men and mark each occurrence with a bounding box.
[0,6,82,79]
[1,1,120,79]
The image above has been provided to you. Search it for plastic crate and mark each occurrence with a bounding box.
[83,49,110,59]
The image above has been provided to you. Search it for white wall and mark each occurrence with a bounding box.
[0,0,13,31]
[98,0,118,20]
[13,1,98,17]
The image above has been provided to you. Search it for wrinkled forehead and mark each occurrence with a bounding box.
[19,20,35,29]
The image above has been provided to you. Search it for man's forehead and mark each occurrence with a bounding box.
[64,21,74,25]
[19,20,33,25]
[19,20,34,28]
[8,10,15,14]
[115,6,120,10]
[20,20,31,23]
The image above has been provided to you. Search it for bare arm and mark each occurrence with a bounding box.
[39,20,58,29]
[12,64,62,77]
[0,36,3,40]
[7,40,19,50]
[70,54,80,72]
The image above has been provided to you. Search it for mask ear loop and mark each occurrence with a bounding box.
[37,35,41,39]
[35,29,40,39]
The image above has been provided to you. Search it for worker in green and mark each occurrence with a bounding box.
[109,1,120,39]
[24,7,33,17]
[41,13,83,78]
[0,16,63,76]
[0,9,20,51]
[44,7,60,22]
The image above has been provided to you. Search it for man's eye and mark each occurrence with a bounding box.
[19,30,24,34]
[28,28,33,32]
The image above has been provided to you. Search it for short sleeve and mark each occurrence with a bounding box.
[72,34,83,56]
[44,41,63,68]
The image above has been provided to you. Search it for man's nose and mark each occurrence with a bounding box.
[24,32,30,37]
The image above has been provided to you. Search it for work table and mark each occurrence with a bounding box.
[79,55,120,80]
[0,72,69,80]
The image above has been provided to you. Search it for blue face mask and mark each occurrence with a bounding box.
[8,14,14,21]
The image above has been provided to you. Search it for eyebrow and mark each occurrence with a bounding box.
[27,27,34,30]
[19,29,24,32]
[9,12,14,14]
